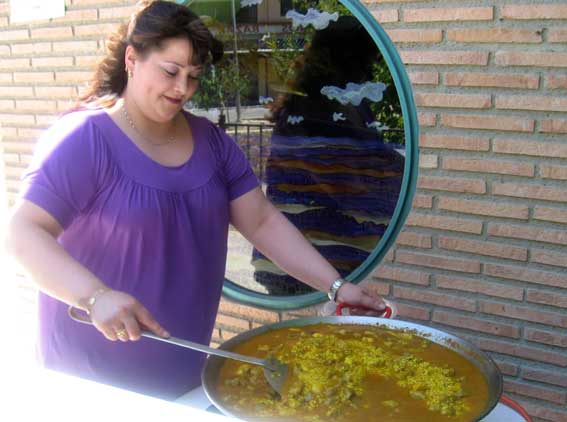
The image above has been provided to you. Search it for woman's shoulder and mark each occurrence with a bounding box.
[34,109,110,162]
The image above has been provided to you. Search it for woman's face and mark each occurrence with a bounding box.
[127,37,203,122]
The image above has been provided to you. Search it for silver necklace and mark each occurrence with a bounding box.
[121,102,177,146]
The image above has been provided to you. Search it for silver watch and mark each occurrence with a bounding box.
[328,278,348,302]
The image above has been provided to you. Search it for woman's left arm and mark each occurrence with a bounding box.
[230,187,386,312]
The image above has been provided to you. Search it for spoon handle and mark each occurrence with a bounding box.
[68,306,268,367]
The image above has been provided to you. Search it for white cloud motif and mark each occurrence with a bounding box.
[366,121,389,132]
[332,112,346,122]
[285,8,339,30]
[259,96,274,105]
[287,115,304,125]
[241,0,263,7]
[321,82,387,106]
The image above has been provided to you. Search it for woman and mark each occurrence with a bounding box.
[5,0,385,400]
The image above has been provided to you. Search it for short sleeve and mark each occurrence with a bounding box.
[20,113,105,230]
[209,123,259,201]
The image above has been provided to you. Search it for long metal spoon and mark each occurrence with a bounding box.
[68,306,288,396]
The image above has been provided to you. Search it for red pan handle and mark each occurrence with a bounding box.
[500,395,532,422]
[336,303,393,319]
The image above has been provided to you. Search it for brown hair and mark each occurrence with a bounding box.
[74,0,223,110]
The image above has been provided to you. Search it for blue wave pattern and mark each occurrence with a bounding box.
[253,133,404,295]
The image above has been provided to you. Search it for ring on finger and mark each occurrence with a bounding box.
[115,328,128,338]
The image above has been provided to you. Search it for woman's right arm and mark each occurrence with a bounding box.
[5,199,169,342]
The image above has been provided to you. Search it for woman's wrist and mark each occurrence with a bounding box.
[78,287,111,315]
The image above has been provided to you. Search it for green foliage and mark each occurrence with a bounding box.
[370,61,404,144]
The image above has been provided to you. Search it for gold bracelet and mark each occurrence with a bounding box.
[78,288,109,315]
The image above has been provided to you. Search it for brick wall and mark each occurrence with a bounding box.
[1,1,566,421]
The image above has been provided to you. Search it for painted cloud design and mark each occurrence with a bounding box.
[321,82,387,106]
[366,121,389,132]
[241,0,263,7]
[332,112,346,122]
[285,8,339,30]
[259,96,274,105]
[287,115,304,125]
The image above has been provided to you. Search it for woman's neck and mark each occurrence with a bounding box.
[119,94,179,144]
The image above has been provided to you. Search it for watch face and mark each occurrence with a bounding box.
[184,0,418,308]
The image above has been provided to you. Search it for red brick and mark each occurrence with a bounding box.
[394,286,476,311]
[0,113,35,126]
[15,100,57,112]
[218,299,280,324]
[405,213,483,234]
[525,328,567,348]
[55,71,92,83]
[400,50,489,66]
[442,156,534,177]
[478,338,567,366]
[523,368,567,389]
[98,5,138,20]
[370,9,399,24]
[481,301,567,328]
[420,133,490,151]
[545,75,567,90]
[441,114,535,132]
[34,86,77,99]
[484,262,567,289]
[522,402,567,422]
[1,29,30,41]
[418,112,436,126]
[501,4,567,20]
[372,265,431,286]
[73,22,121,37]
[358,280,391,297]
[438,197,529,220]
[412,194,433,209]
[432,310,520,338]
[51,8,98,23]
[419,153,438,169]
[13,72,54,84]
[10,42,51,55]
[527,289,567,309]
[533,206,567,224]
[436,274,524,301]
[396,302,430,321]
[541,164,567,180]
[408,71,438,85]
[404,7,493,22]
[495,51,567,68]
[415,92,491,109]
[386,29,442,43]
[496,95,567,113]
[540,119,567,134]
[448,28,542,43]
[493,182,567,203]
[445,72,539,89]
[396,231,432,248]
[439,235,528,261]
[494,138,567,158]
[215,314,251,331]
[488,223,567,246]
[418,175,486,194]
[396,251,481,274]
[0,86,34,98]
[30,27,73,39]
[53,41,99,53]
[504,380,566,405]
[531,248,567,268]
[31,57,74,68]
[549,29,567,43]
[0,58,30,70]
[495,360,519,376]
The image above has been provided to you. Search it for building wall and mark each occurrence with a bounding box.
[1,1,566,421]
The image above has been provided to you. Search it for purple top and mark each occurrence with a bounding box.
[21,109,259,399]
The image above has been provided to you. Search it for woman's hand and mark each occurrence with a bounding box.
[89,290,170,342]
[335,283,386,316]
